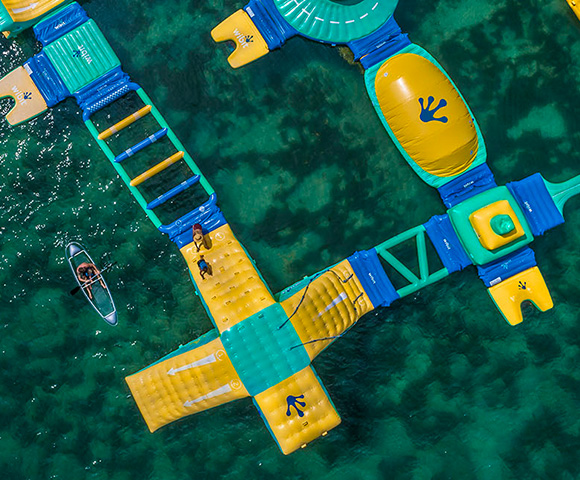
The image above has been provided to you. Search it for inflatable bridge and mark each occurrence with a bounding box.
[1,1,579,454]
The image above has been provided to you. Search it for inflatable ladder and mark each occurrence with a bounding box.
[85,88,215,232]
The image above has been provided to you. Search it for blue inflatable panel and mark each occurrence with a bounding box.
[347,16,410,69]
[477,246,536,287]
[438,163,497,208]
[146,175,200,210]
[424,214,472,273]
[347,250,399,307]
[507,173,564,236]
[24,52,70,107]
[75,66,140,120]
[160,193,227,248]
[33,3,88,46]
[244,0,298,50]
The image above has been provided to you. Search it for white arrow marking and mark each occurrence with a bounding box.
[183,384,232,407]
[167,353,217,376]
[317,292,348,317]
[13,3,38,13]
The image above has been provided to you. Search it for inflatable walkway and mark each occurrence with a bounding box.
[1,1,579,454]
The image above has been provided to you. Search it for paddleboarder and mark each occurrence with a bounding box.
[76,262,106,299]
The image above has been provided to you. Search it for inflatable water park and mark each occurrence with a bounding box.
[1,0,579,455]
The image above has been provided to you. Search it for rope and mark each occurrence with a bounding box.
[278,271,323,329]
[278,267,359,329]
[289,335,342,351]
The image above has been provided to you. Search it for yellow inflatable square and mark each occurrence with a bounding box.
[469,200,524,251]
[210,10,269,69]
[254,366,341,455]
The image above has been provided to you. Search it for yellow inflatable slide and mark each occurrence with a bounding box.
[0,0,69,36]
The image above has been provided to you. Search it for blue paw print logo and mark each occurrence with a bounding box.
[72,49,81,58]
[518,281,527,290]
[286,394,306,417]
[23,92,32,100]
[419,96,448,123]
[245,35,253,43]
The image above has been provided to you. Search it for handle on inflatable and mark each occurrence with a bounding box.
[544,174,580,217]
[211,10,269,68]
[0,66,47,125]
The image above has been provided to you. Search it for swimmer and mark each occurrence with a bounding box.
[197,255,212,279]
[192,223,208,252]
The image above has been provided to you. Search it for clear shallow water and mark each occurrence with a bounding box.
[1,0,580,478]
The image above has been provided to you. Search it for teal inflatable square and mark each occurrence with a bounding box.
[221,303,310,396]
[44,19,120,93]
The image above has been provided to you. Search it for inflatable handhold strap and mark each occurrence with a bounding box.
[0,66,48,125]
[211,10,269,68]
[488,266,553,326]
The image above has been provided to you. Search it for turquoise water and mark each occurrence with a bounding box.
[1,0,580,478]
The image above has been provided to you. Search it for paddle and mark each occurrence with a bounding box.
[70,262,117,296]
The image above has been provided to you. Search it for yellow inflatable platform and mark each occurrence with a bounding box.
[126,335,249,432]
[210,10,269,69]
[126,222,388,454]
[567,0,580,21]
[254,366,341,454]
[179,223,276,332]
[488,267,554,326]
[2,0,65,22]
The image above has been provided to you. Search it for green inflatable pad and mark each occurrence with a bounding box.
[44,19,120,93]
[0,2,14,33]
[273,0,398,43]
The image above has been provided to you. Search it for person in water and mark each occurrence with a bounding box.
[197,255,212,279]
[76,262,106,299]
[192,223,208,252]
